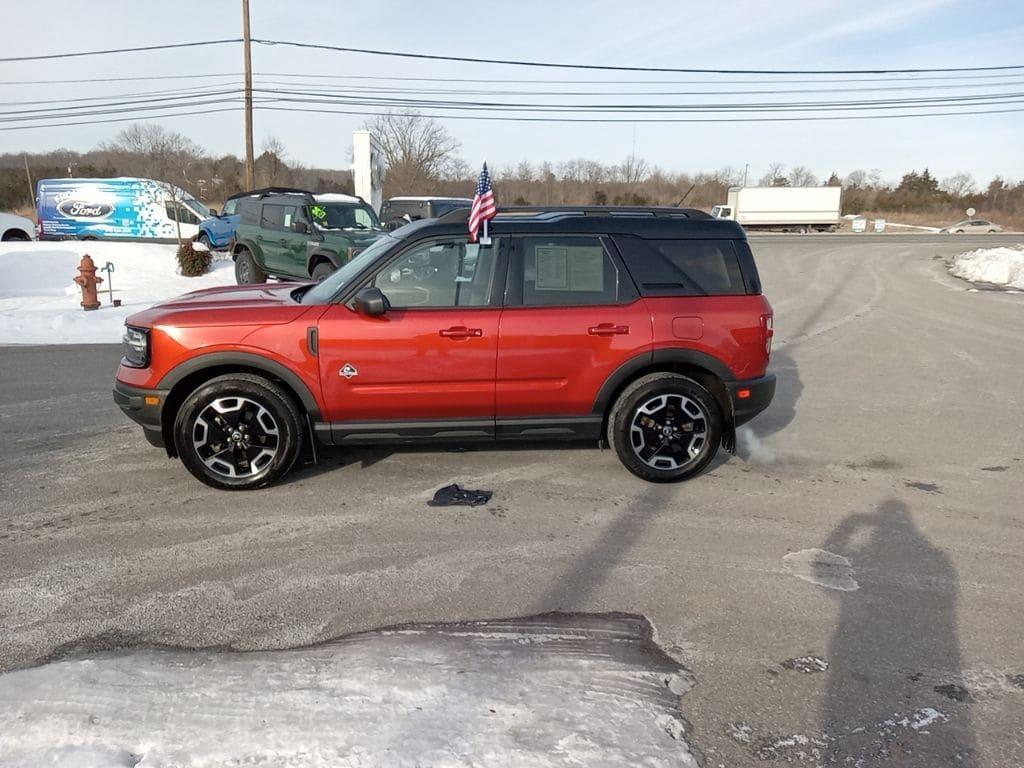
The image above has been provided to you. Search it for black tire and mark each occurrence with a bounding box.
[311,261,335,282]
[1,229,31,241]
[197,232,212,250]
[234,248,267,284]
[607,372,722,483]
[173,373,304,490]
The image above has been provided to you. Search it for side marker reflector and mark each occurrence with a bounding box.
[145,396,161,405]
[737,389,751,400]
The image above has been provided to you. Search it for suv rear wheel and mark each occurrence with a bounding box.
[235,248,267,284]
[173,374,303,490]
[608,372,722,482]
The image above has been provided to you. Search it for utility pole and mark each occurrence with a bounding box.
[743,163,749,187]
[23,154,34,207]
[242,0,255,190]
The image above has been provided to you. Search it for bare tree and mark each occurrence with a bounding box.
[101,123,203,183]
[759,162,787,187]
[788,166,819,187]
[363,111,462,195]
[843,170,868,189]
[940,172,976,198]
[257,136,288,186]
[618,153,651,185]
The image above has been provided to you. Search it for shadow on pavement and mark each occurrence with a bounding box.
[820,499,978,766]
[533,485,668,612]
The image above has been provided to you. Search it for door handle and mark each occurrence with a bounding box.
[588,323,630,336]
[439,326,483,339]
[278,238,288,245]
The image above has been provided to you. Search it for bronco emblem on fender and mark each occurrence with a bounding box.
[340,363,358,379]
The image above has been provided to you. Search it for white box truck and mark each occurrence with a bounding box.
[711,186,842,233]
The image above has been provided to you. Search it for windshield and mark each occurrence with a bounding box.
[310,202,381,231]
[183,195,210,218]
[301,234,399,305]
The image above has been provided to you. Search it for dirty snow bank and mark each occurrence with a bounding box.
[0,241,235,345]
[0,613,699,768]
[949,245,1024,289]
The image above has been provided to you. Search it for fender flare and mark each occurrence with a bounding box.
[591,348,736,416]
[158,351,322,421]
[231,238,257,258]
[307,250,343,276]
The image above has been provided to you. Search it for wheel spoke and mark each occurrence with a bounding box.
[629,392,711,472]
[194,395,280,480]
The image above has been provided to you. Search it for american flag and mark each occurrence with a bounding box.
[468,162,496,242]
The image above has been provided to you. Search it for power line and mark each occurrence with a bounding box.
[3,99,1021,132]
[0,106,241,131]
[0,39,242,63]
[247,77,1024,98]
[257,103,1024,123]
[252,38,1024,76]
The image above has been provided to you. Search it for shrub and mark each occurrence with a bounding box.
[177,238,212,277]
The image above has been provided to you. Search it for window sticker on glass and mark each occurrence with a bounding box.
[535,246,568,289]
[569,247,605,292]
[283,211,293,228]
[310,205,326,221]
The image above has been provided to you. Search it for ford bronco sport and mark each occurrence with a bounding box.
[114,206,775,490]
[231,190,383,284]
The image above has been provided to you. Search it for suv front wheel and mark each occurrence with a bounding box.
[235,248,267,284]
[173,374,303,490]
[608,372,722,482]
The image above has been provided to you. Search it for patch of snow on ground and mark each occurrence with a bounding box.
[0,614,699,768]
[0,241,235,345]
[949,244,1024,289]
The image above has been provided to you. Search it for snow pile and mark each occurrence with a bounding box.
[949,245,1024,289]
[0,614,699,768]
[0,241,235,345]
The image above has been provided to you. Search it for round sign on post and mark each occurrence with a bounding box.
[966,207,976,219]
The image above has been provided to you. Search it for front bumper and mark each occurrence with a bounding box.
[726,373,776,427]
[113,380,169,448]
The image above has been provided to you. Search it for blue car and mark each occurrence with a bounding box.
[198,196,241,250]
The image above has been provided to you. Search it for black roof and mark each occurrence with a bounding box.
[393,205,744,240]
[226,187,368,205]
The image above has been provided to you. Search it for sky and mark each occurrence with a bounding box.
[1,0,1022,188]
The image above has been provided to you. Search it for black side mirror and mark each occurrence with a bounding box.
[353,286,389,316]
[294,220,309,234]
[209,208,219,217]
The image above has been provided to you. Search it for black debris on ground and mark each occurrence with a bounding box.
[428,484,493,507]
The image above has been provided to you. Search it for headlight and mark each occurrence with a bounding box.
[122,326,150,368]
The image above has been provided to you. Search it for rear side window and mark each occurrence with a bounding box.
[614,236,750,296]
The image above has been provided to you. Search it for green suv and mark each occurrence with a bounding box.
[231,190,383,283]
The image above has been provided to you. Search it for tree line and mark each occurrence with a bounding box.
[2,114,1022,227]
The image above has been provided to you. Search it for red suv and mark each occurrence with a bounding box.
[114,207,775,490]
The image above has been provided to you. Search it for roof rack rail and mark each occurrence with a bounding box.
[436,205,710,224]
[227,186,313,201]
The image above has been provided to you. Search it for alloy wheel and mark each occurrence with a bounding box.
[629,393,708,471]
[192,396,279,478]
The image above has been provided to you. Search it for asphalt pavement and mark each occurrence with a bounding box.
[1,234,1022,766]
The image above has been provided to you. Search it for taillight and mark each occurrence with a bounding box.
[761,313,774,358]
[37,217,44,237]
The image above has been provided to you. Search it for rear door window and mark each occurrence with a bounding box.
[614,236,748,296]
[260,204,286,230]
[238,200,259,225]
[510,236,636,307]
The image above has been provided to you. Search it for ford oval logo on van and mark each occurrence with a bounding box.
[57,200,114,220]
